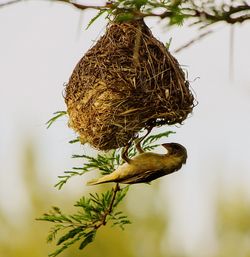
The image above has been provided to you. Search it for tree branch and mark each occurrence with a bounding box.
[187,4,250,25]
[1,1,249,26]
[95,183,120,228]
[53,1,250,26]
[55,0,110,11]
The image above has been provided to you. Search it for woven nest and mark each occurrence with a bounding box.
[65,19,194,150]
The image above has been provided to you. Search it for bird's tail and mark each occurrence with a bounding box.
[86,178,102,186]
[86,174,114,186]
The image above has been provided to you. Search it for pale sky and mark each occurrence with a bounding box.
[0,1,250,256]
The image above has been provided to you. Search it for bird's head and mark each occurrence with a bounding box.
[162,143,187,163]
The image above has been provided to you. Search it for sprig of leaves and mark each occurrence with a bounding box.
[55,150,121,189]
[38,185,129,257]
[56,0,250,26]
[86,9,111,29]
[46,111,67,129]
[142,130,175,151]
[42,113,174,256]
[55,130,174,189]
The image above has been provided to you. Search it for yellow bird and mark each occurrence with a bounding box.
[87,143,187,185]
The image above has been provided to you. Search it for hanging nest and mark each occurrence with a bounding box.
[65,19,195,150]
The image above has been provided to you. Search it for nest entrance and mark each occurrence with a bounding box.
[65,19,194,150]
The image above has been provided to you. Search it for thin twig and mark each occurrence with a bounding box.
[108,183,120,214]
[174,30,213,53]
[95,183,120,228]
[0,0,22,7]
[54,0,110,10]
[65,1,250,25]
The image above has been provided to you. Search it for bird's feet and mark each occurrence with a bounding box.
[135,126,153,153]
[121,141,132,163]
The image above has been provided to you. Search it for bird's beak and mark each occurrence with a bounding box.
[162,143,172,153]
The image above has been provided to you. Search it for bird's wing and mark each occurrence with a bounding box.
[121,168,170,184]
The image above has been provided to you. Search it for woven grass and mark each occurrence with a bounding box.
[65,19,194,150]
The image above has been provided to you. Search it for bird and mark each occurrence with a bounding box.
[87,142,187,185]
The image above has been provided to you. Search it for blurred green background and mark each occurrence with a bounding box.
[0,141,250,257]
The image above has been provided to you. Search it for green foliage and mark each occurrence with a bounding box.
[52,0,250,30]
[72,151,120,175]
[55,130,175,190]
[112,0,185,26]
[55,150,120,190]
[169,10,185,26]
[115,12,135,22]
[165,37,172,50]
[38,186,130,257]
[41,116,174,256]
[86,9,110,29]
[46,111,67,129]
[142,130,175,151]
[84,0,187,27]
[117,0,148,10]
[68,138,80,144]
